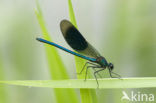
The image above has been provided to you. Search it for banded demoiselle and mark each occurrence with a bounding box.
[36,20,120,87]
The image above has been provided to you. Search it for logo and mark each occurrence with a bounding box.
[121,91,154,102]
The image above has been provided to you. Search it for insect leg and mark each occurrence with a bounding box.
[94,68,105,88]
[84,65,100,81]
[87,62,102,77]
[78,62,99,74]
[85,66,96,81]
[77,62,88,75]
[109,69,122,79]
[92,68,102,78]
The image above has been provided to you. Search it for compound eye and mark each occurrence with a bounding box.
[109,63,114,70]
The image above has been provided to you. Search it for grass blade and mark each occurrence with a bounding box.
[1,77,156,88]
[35,1,79,103]
[68,0,98,103]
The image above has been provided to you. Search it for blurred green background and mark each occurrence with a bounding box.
[0,0,156,103]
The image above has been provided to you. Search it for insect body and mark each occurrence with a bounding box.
[37,20,120,87]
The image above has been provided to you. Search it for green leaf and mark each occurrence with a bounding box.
[68,0,98,103]
[1,77,156,88]
[35,1,79,103]
[35,1,68,80]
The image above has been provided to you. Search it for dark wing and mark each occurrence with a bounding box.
[60,19,101,58]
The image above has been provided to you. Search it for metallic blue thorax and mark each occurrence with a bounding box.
[96,57,108,67]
